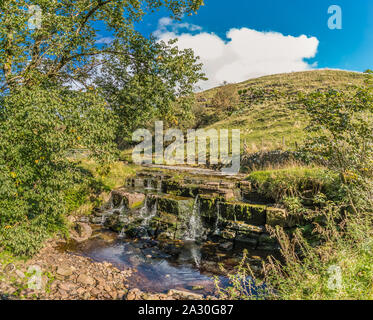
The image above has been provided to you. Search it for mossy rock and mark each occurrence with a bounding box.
[199,195,218,219]
[219,202,266,225]
[156,196,194,216]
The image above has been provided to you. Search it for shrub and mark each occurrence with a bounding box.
[210,83,241,113]
[0,86,116,256]
[264,205,373,300]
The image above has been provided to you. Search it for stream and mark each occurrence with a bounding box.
[64,230,270,297]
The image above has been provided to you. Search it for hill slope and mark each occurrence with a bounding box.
[192,70,367,153]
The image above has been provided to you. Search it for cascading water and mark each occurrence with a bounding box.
[100,213,107,226]
[141,198,158,227]
[118,227,126,238]
[101,196,126,226]
[145,179,152,190]
[185,195,203,241]
[213,201,221,235]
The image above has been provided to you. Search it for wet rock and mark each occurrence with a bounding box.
[104,211,128,232]
[219,202,267,225]
[127,226,150,239]
[70,222,92,242]
[220,229,236,240]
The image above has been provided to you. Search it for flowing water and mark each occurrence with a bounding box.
[67,232,268,296]
[185,196,204,241]
[140,198,157,227]
[73,176,272,297]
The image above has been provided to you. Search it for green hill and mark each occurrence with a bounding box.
[191,69,366,153]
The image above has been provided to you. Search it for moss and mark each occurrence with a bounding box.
[130,200,145,209]
[199,195,217,218]
[219,202,266,225]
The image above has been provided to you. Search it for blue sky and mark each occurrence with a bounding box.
[100,0,373,89]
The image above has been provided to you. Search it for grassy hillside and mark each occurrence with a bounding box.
[192,70,366,153]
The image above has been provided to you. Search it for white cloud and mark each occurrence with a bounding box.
[96,36,114,44]
[155,19,319,90]
[154,17,202,38]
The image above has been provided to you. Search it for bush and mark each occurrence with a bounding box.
[210,83,241,113]
[0,85,116,256]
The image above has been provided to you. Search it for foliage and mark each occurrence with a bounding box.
[265,204,373,300]
[0,0,204,256]
[262,71,373,300]
[0,0,204,92]
[214,249,266,300]
[210,83,241,113]
[0,85,116,255]
[95,36,205,147]
[297,73,373,213]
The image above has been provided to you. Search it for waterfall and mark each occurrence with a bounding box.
[139,197,148,217]
[145,179,152,190]
[213,201,221,235]
[100,213,107,226]
[141,198,158,227]
[185,196,203,241]
[118,227,126,238]
[100,196,126,226]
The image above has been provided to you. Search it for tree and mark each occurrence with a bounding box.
[95,36,206,147]
[0,0,204,255]
[298,73,373,213]
[0,0,204,92]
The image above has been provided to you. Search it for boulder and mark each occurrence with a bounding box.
[111,190,145,209]
[70,222,92,242]
[56,266,73,277]
[77,274,96,286]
